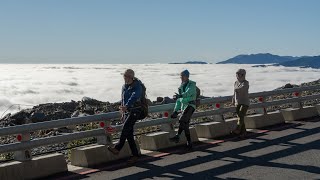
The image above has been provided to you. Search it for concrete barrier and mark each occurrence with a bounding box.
[0,153,67,180]
[316,104,320,115]
[225,118,238,132]
[140,127,199,151]
[244,111,285,129]
[194,118,245,139]
[281,106,319,121]
[71,140,141,167]
[195,122,230,138]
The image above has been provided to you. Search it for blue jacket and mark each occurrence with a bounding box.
[122,80,143,109]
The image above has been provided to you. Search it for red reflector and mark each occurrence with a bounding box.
[258,97,264,102]
[99,122,105,128]
[17,134,22,142]
[106,126,115,133]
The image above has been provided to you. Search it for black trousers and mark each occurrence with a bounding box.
[178,106,195,142]
[115,111,141,156]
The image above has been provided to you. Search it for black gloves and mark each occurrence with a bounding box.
[173,93,182,100]
[171,111,179,119]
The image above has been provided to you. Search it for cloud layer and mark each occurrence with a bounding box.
[0,64,319,115]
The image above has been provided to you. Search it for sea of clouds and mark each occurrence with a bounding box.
[0,64,319,115]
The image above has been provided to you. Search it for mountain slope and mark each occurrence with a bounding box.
[278,56,320,68]
[217,53,299,64]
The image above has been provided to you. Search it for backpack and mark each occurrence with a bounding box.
[139,81,149,119]
[195,86,201,107]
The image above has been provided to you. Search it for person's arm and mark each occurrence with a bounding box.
[174,99,182,112]
[124,83,142,108]
[120,85,125,106]
[232,82,236,105]
[232,92,235,105]
[180,83,196,104]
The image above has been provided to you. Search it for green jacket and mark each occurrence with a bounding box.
[174,80,197,112]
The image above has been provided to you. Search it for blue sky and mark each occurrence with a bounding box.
[0,0,319,64]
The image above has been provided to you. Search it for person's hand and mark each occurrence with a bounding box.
[119,106,127,113]
[231,98,235,106]
[171,111,178,119]
[173,93,182,100]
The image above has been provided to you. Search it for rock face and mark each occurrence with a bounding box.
[0,97,120,127]
[275,83,299,90]
[0,96,155,127]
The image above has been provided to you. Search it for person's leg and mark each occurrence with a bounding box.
[126,128,139,156]
[125,111,141,165]
[170,106,189,143]
[125,112,140,157]
[171,106,194,148]
[232,104,242,135]
[238,105,249,134]
[181,106,195,141]
[114,113,136,151]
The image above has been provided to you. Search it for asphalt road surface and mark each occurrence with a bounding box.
[50,117,320,180]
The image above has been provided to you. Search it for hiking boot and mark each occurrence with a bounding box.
[231,129,241,135]
[186,141,193,151]
[239,131,247,139]
[107,146,120,155]
[169,135,180,143]
[127,156,139,166]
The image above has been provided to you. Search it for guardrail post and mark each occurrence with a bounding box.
[14,133,32,161]
[292,91,302,108]
[97,121,113,145]
[256,96,267,114]
[160,111,175,137]
[214,103,225,122]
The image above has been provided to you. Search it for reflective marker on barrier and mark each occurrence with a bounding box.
[258,97,264,102]
[16,134,22,142]
[99,122,105,128]
[294,92,300,97]
[106,126,115,133]
[215,103,221,109]
[164,112,169,118]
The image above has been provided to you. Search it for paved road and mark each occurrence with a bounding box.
[51,117,320,180]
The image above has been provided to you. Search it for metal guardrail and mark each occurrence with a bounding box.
[0,85,320,156]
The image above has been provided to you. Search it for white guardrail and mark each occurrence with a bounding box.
[0,85,320,159]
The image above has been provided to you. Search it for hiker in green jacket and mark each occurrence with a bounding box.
[169,69,197,150]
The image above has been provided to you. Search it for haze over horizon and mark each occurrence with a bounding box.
[0,0,320,64]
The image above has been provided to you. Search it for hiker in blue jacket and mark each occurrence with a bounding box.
[108,69,144,165]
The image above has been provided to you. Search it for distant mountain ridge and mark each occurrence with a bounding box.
[277,56,320,68]
[169,61,208,64]
[216,53,320,68]
[217,53,301,64]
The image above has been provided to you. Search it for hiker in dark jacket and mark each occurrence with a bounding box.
[108,69,144,165]
[169,69,197,150]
